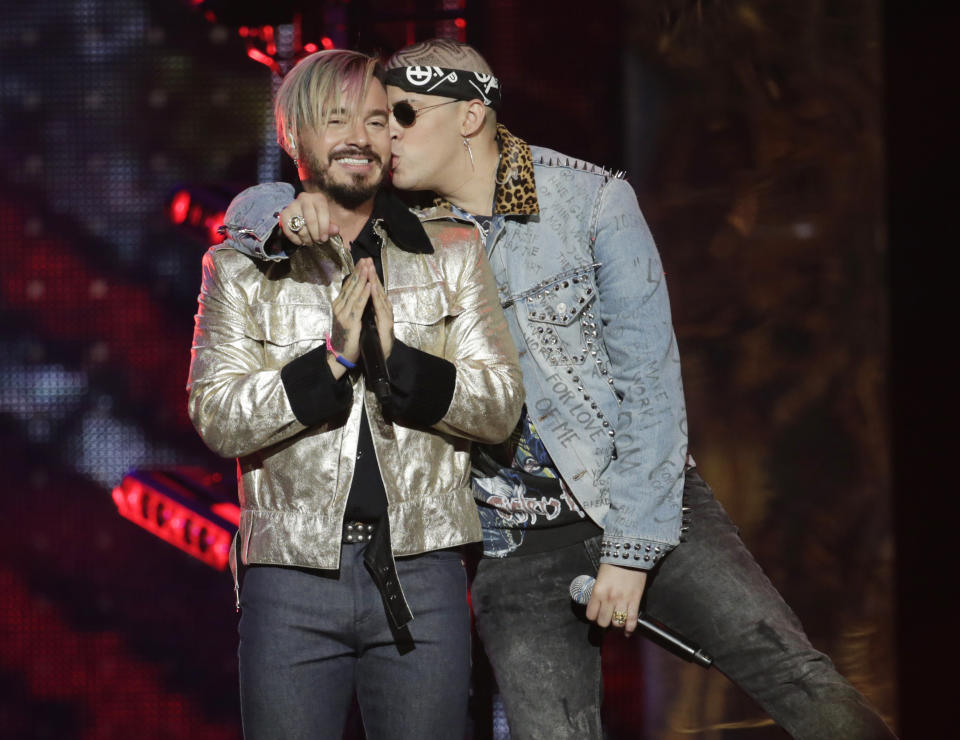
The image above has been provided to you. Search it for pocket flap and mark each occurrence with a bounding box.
[247,303,330,346]
[390,283,459,326]
[523,266,598,326]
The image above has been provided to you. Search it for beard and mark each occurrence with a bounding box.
[304,146,387,210]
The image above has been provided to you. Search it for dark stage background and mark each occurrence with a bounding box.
[1,1,904,738]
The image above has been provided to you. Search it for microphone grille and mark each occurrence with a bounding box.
[569,575,594,605]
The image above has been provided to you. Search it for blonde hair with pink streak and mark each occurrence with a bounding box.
[275,49,383,157]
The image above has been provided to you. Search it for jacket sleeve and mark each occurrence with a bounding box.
[186,248,350,458]
[219,182,296,262]
[385,338,457,425]
[592,177,688,569]
[432,233,525,444]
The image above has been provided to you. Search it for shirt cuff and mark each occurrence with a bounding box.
[280,346,352,425]
[386,339,456,425]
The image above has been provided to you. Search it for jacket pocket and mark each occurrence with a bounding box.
[522,264,598,327]
[390,283,460,352]
[247,303,330,361]
[390,282,456,325]
[522,264,599,367]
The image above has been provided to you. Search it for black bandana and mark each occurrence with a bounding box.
[384,66,502,111]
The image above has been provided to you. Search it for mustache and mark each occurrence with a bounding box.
[329,146,382,165]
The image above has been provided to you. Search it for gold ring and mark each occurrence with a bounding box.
[288,214,305,233]
[612,610,627,627]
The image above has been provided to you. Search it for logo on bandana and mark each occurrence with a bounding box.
[405,66,436,86]
[387,65,501,111]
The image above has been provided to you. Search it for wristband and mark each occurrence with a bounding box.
[325,332,357,369]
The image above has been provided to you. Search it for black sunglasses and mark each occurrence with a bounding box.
[391,99,460,128]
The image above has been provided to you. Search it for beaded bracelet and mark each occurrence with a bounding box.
[325,332,356,369]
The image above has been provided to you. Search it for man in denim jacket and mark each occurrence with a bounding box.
[224,38,894,740]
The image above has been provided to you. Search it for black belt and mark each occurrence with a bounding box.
[342,517,413,632]
[342,520,376,543]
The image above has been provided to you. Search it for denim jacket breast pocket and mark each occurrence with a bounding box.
[521,263,600,368]
[247,302,330,366]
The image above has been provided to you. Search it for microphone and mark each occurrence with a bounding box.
[569,575,713,668]
[360,301,391,406]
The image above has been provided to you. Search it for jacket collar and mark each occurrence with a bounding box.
[492,124,540,216]
[369,187,434,254]
[431,124,541,218]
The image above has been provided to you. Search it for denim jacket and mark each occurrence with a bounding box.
[223,128,688,569]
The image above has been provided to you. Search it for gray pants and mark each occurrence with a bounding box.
[238,543,471,740]
[471,469,895,739]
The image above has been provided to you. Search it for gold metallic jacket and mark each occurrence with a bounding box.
[187,211,524,570]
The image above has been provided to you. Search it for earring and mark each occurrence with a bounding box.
[463,137,475,171]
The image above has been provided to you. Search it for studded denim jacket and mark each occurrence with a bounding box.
[222,132,688,568]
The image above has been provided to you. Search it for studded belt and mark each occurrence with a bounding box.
[342,519,377,543]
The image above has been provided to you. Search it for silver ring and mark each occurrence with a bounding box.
[288,215,305,233]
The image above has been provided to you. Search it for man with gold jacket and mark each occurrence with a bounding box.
[186,49,523,739]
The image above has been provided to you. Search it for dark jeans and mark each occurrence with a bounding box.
[471,469,895,740]
[238,543,471,740]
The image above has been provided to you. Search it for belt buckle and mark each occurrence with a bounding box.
[344,520,375,543]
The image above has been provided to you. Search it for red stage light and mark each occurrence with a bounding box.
[113,468,239,571]
[169,190,191,225]
[205,210,226,244]
[455,17,467,28]
[321,37,335,50]
[304,43,318,53]
[211,502,241,527]
[246,47,281,74]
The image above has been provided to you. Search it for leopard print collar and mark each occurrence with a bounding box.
[433,124,540,217]
[492,124,540,216]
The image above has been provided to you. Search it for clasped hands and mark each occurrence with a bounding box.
[327,257,394,380]
[277,194,390,381]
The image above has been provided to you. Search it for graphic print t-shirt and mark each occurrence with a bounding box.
[472,407,601,557]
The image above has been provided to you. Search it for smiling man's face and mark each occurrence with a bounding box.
[297,79,391,209]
